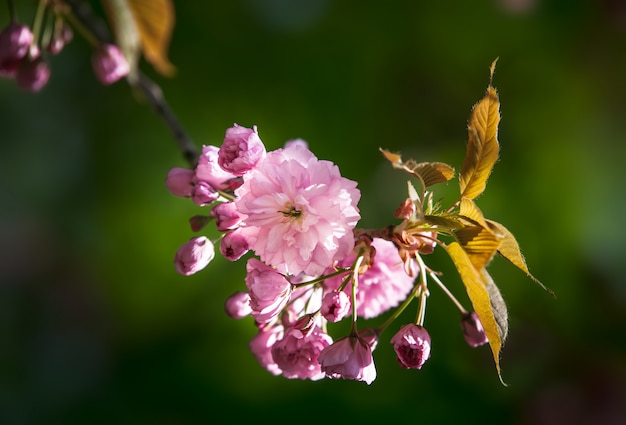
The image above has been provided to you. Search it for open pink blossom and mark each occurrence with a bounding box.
[318,335,377,385]
[234,141,361,276]
[218,124,266,175]
[390,323,431,370]
[195,145,237,190]
[245,258,292,323]
[324,237,416,319]
[271,325,332,381]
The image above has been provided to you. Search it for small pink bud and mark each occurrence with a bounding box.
[0,23,33,63]
[165,167,194,197]
[390,323,431,370]
[225,291,252,319]
[219,228,250,261]
[174,236,215,276]
[218,124,266,175]
[210,202,242,232]
[191,181,219,206]
[15,57,50,92]
[461,312,488,347]
[320,290,350,323]
[92,43,129,85]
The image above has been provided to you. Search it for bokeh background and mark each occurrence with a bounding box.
[2,0,626,423]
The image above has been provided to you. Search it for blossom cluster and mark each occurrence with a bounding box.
[166,124,488,384]
[1,1,129,92]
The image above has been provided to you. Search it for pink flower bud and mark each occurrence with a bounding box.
[191,181,219,206]
[189,215,211,232]
[320,290,350,323]
[461,312,488,347]
[224,291,252,319]
[174,236,215,276]
[165,167,194,197]
[15,57,50,92]
[218,124,266,175]
[390,323,431,370]
[219,228,251,261]
[0,23,33,63]
[92,43,129,85]
[318,335,377,385]
[245,258,292,324]
[195,145,237,190]
[210,202,242,232]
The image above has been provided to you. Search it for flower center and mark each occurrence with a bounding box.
[279,204,303,222]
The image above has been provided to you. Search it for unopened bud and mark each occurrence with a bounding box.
[15,57,50,92]
[92,43,129,85]
[0,23,33,63]
[225,291,252,319]
[174,236,215,276]
[461,312,488,347]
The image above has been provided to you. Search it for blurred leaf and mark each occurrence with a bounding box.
[128,0,176,76]
[459,59,500,200]
[444,241,506,385]
[102,0,176,78]
[486,219,555,297]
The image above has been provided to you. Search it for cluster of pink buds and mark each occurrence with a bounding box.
[0,1,129,92]
[166,123,488,384]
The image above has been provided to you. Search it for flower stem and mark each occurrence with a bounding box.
[349,253,365,336]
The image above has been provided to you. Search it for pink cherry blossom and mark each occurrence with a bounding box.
[318,335,376,385]
[234,141,361,276]
[191,181,219,206]
[91,43,129,85]
[165,167,194,197]
[245,258,292,323]
[461,312,488,347]
[390,323,431,370]
[224,291,252,319]
[174,236,215,276]
[0,23,33,64]
[320,290,351,323]
[219,227,254,261]
[218,124,266,175]
[271,325,332,381]
[249,324,283,376]
[325,237,416,319]
[195,145,237,190]
[210,202,242,232]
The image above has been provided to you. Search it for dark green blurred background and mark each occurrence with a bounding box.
[2,0,626,423]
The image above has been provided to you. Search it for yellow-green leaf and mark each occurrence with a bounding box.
[486,219,555,297]
[459,197,490,228]
[454,225,502,270]
[459,60,500,200]
[102,0,142,77]
[443,242,506,384]
[127,0,176,76]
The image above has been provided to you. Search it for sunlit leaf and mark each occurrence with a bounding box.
[454,225,502,269]
[380,148,455,188]
[486,219,555,297]
[424,214,463,230]
[443,242,506,384]
[127,0,176,76]
[459,59,500,200]
[459,197,490,228]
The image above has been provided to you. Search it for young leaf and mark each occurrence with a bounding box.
[102,0,142,77]
[443,242,506,384]
[459,197,490,228]
[486,219,555,297]
[380,149,455,188]
[459,60,500,200]
[127,0,176,76]
[484,270,508,342]
[454,225,502,270]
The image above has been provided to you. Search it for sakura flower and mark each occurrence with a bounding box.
[174,236,215,276]
[195,145,237,190]
[225,291,252,319]
[325,238,416,319]
[461,312,488,347]
[191,181,219,206]
[219,227,254,261]
[250,324,283,376]
[320,290,351,323]
[210,202,242,232]
[165,167,194,197]
[318,335,377,385]
[91,43,129,85]
[271,325,332,381]
[234,141,361,276]
[218,124,266,175]
[245,258,292,323]
[390,323,431,370]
